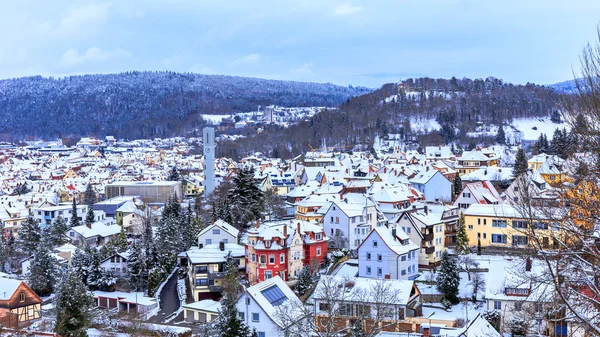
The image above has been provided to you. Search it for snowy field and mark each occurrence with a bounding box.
[510,117,570,141]
[410,117,441,133]
[201,114,231,124]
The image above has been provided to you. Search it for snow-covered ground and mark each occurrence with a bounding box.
[410,117,441,133]
[201,114,231,124]
[510,117,570,141]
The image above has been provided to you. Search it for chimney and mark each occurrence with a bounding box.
[297,222,301,236]
[280,171,283,177]
[219,241,225,251]
[283,225,287,238]
[199,243,203,249]
[384,167,387,174]
[426,166,429,172]
[255,220,260,229]
[392,228,397,239]
[86,222,92,229]
[424,206,428,214]
[340,193,344,201]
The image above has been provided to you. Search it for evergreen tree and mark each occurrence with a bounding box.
[12,183,30,195]
[0,222,8,272]
[217,252,251,337]
[167,165,181,181]
[436,252,460,304]
[47,216,69,247]
[105,227,128,256]
[453,174,462,196]
[185,203,204,249]
[128,241,148,292]
[295,266,313,296]
[87,249,116,291]
[85,205,95,225]
[496,125,506,145]
[455,213,470,255]
[29,245,58,297]
[513,148,529,178]
[55,272,95,337]
[227,166,265,230]
[71,247,92,284]
[17,213,42,253]
[70,198,80,228]
[550,110,562,123]
[83,184,97,206]
[477,239,482,255]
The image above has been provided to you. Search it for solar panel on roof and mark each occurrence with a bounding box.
[260,285,288,306]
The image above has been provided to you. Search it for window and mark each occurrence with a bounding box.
[352,217,356,223]
[264,271,273,279]
[550,175,556,181]
[238,312,245,320]
[19,293,25,302]
[463,192,471,198]
[316,247,321,256]
[483,219,487,225]
[330,216,334,223]
[512,220,528,229]
[212,228,221,235]
[252,313,260,322]
[494,301,502,310]
[533,222,549,230]
[366,252,371,260]
[512,235,529,246]
[335,217,339,224]
[257,333,265,337]
[477,218,481,225]
[195,278,208,286]
[377,254,382,262]
[406,226,411,234]
[359,215,364,222]
[468,225,473,230]
[537,303,544,313]
[377,267,382,276]
[206,239,212,245]
[195,265,208,273]
[269,255,275,264]
[483,233,487,239]
[246,297,250,305]
[492,220,507,228]
[491,234,507,244]
[366,266,371,274]
[316,233,322,240]
[280,253,285,263]
[319,303,330,311]
[401,269,406,276]
[259,255,266,264]
[401,255,406,261]
[70,232,75,237]
[373,240,378,247]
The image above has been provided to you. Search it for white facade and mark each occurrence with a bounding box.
[321,197,379,249]
[100,253,130,276]
[197,220,238,246]
[33,204,88,226]
[358,227,419,280]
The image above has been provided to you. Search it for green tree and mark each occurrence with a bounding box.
[55,272,95,337]
[513,148,529,178]
[70,198,81,228]
[47,216,69,247]
[436,252,460,305]
[295,266,313,296]
[0,222,8,271]
[455,213,470,255]
[29,244,58,297]
[216,252,251,337]
[17,212,41,253]
[227,166,265,230]
[85,205,95,225]
[128,241,148,292]
[83,183,97,206]
[168,165,181,181]
[453,174,462,196]
[496,125,506,145]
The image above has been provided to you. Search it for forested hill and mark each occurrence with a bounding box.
[0,71,371,140]
[218,77,566,159]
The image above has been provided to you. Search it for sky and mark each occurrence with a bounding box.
[0,0,599,88]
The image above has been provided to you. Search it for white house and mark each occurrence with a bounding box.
[319,193,385,249]
[409,168,452,202]
[197,219,239,246]
[357,226,419,280]
[67,222,122,247]
[237,275,301,337]
[453,180,501,211]
[33,204,88,227]
[100,252,130,276]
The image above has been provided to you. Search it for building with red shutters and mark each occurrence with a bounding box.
[245,220,329,284]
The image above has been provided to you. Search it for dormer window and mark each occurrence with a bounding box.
[315,233,322,240]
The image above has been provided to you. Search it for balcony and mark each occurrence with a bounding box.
[208,272,225,280]
[424,246,435,254]
[423,232,434,242]
[209,285,223,292]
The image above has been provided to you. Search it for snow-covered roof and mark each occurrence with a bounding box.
[244,275,301,328]
[0,277,22,300]
[70,222,122,238]
[181,243,245,264]
[359,227,418,256]
[313,275,416,305]
[183,299,220,313]
[198,219,240,239]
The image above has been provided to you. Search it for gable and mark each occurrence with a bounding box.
[7,283,42,306]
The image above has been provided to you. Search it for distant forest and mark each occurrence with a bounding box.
[218,77,567,159]
[0,71,371,140]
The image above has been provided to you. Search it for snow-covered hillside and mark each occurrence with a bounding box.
[511,117,570,141]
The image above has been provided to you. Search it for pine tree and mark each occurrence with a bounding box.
[83,184,97,206]
[477,239,482,255]
[0,222,8,272]
[217,252,251,337]
[86,249,116,291]
[453,174,462,196]
[28,245,58,297]
[295,266,313,296]
[168,165,181,181]
[227,166,265,230]
[513,148,528,178]
[55,272,95,337]
[70,198,80,228]
[128,241,148,292]
[17,213,42,253]
[47,216,69,247]
[71,247,92,284]
[455,213,470,255]
[496,125,506,145]
[85,205,95,225]
[436,252,460,305]
[105,227,128,256]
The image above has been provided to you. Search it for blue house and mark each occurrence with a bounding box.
[409,168,451,202]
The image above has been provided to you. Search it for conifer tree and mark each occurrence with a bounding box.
[453,174,462,196]
[513,148,529,178]
[496,125,506,145]
[217,252,251,337]
[295,266,313,296]
[17,212,42,253]
[85,206,95,225]
[455,213,470,255]
[29,244,58,297]
[71,247,93,284]
[128,241,148,292]
[70,198,81,228]
[0,222,8,272]
[86,249,116,291]
[106,227,128,255]
[55,272,95,337]
[83,183,97,206]
[168,165,181,181]
[436,252,460,304]
[48,216,69,247]
[227,166,265,230]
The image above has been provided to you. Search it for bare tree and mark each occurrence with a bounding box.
[275,276,414,337]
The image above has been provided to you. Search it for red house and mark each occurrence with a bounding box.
[245,220,328,284]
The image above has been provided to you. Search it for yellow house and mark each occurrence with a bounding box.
[62,169,80,180]
[536,156,570,186]
[463,204,558,249]
[527,153,548,171]
[562,180,600,231]
[456,150,499,176]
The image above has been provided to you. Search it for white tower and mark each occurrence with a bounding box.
[203,127,215,197]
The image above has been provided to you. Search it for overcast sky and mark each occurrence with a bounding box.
[0,0,599,87]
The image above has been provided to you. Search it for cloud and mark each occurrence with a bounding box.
[58,3,111,35]
[60,47,132,67]
[289,62,315,80]
[228,53,261,68]
[333,3,362,15]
